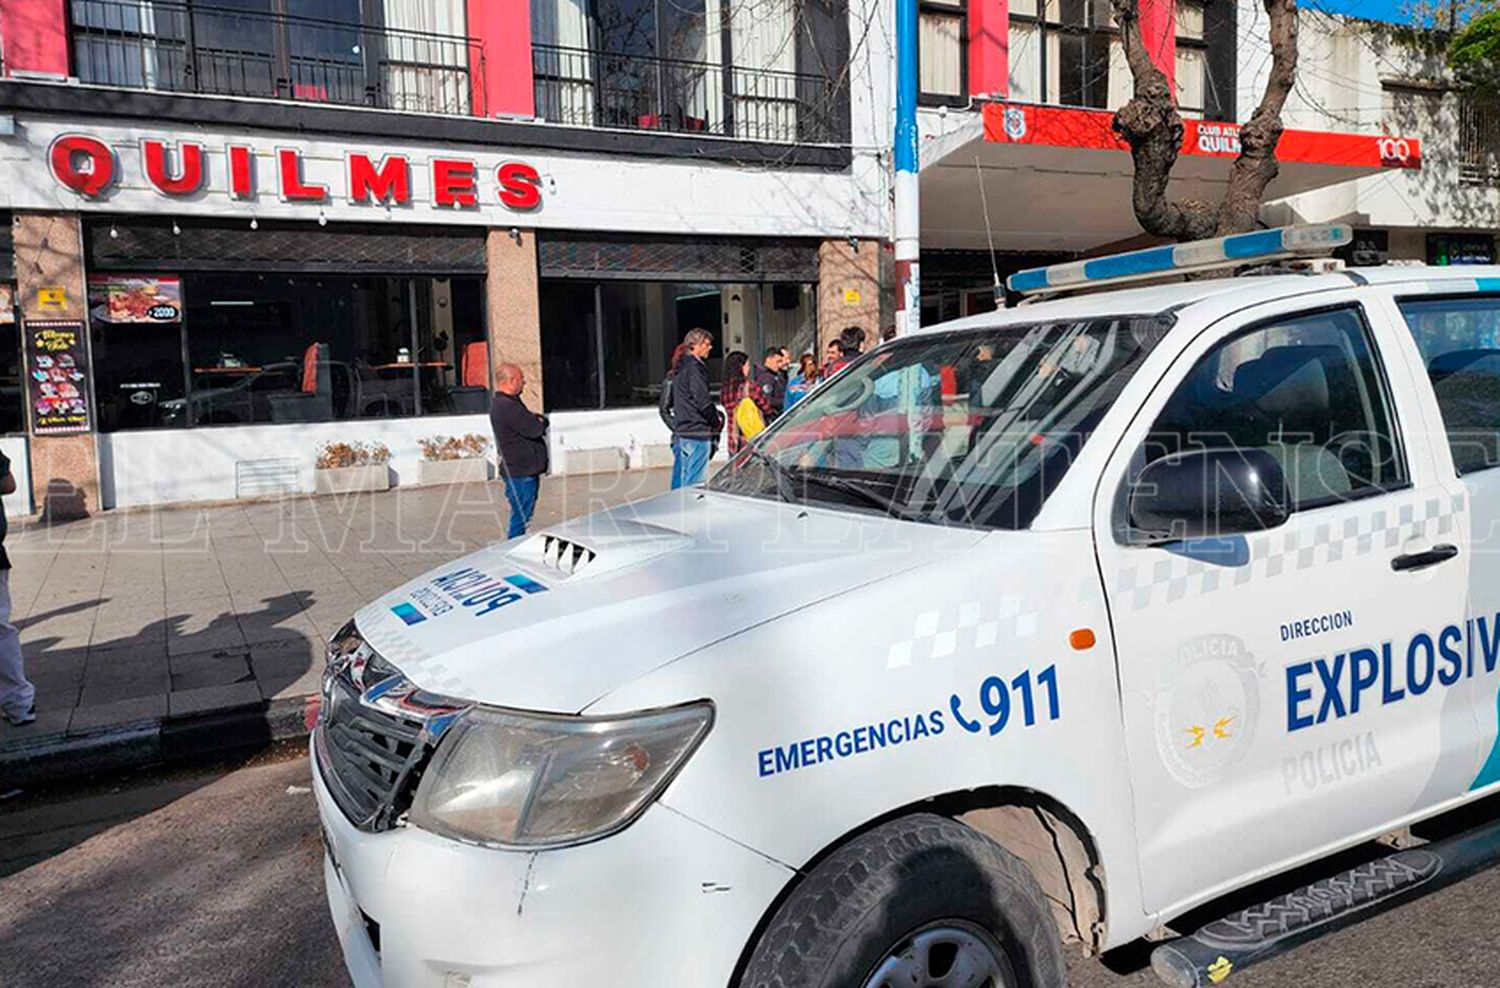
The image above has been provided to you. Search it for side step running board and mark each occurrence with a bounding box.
[1150,816,1500,986]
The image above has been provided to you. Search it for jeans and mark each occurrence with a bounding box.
[672,438,712,489]
[503,474,540,539]
[0,571,32,719]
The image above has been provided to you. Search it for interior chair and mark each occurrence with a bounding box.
[1232,346,1353,506]
[444,341,492,413]
[268,342,335,422]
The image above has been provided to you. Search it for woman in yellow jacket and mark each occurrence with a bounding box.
[721,350,771,454]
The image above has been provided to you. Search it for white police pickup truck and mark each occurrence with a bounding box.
[313,225,1500,988]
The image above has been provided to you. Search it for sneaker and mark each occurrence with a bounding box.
[4,705,35,726]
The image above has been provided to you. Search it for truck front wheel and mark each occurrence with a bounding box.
[739,812,1066,988]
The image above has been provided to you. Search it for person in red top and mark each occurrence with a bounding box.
[821,339,851,380]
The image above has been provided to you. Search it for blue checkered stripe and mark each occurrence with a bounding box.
[1111,492,1465,612]
[885,595,1042,670]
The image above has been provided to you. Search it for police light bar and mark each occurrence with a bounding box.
[1005,224,1354,297]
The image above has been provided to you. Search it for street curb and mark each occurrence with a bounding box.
[0,693,322,788]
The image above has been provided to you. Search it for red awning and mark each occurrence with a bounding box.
[981,103,1420,170]
[920,103,1420,253]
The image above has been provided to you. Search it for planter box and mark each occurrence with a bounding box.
[640,443,675,469]
[559,446,629,475]
[416,457,491,486]
[313,463,390,495]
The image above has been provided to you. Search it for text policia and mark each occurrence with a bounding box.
[1286,614,1500,732]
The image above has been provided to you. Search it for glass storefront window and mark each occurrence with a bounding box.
[540,279,816,411]
[89,272,486,432]
[0,219,18,434]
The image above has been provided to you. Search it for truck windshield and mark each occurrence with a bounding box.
[708,316,1170,529]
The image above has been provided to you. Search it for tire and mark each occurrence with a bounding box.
[739,813,1066,988]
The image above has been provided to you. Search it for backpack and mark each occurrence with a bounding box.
[657,373,675,430]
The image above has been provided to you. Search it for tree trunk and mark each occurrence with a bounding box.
[1111,0,1300,242]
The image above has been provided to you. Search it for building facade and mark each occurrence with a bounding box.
[0,0,891,511]
[912,0,1431,322]
[1260,6,1500,268]
[0,1,1481,514]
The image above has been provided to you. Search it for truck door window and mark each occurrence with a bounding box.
[1396,294,1500,475]
[1139,305,1408,514]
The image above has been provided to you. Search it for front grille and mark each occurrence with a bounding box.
[316,671,429,831]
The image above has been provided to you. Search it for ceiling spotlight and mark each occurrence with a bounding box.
[249,216,259,230]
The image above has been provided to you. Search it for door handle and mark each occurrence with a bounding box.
[1391,544,1460,572]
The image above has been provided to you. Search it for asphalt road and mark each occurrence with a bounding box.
[3,749,1499,988]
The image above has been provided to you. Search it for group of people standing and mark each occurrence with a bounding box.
[664,325,868,488]
[486,324,875,540]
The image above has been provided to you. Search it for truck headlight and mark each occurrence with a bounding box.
[408,702,714,848]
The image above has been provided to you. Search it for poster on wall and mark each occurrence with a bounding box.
[0,284,13,324]
[87,274,183,323]
[25,320,92,434]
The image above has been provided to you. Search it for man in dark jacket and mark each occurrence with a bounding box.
[751,346,787,419]
[671,327,720,489]
[490,363,548,538]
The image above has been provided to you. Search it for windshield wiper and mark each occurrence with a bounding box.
[797,471,929,523]
[740,446,800,503]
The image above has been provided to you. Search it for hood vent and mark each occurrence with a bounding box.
[542,534,597,576]
[508,520,695,582]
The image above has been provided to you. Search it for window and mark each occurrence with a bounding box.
[1175,0,1206,116]
[539,280,816,411]
[531,0,830,142]
[90,273,487,431]
[1142,307,1407,513]
[1397,295,1500,475]
[920,0,967,103]
[68,0,474,114]
[1459,94,1500,187]
[710,316,1166,529]
[0,220,18,435]
[1008,0,1210,115]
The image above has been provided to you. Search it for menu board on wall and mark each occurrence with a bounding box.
[0,284,14,325]
[25,320,91,434]
[87,274,183,323]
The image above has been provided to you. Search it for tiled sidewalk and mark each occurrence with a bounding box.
[0,469,671,778]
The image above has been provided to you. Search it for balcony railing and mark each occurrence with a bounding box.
[1459,95,1500,187]
[69,0,483,116]
[532,44,841,145]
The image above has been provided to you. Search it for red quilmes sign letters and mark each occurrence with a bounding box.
[46,136,545,210]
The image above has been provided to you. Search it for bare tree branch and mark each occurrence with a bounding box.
[1111,0,1300,242]
[1217,0,1299,234]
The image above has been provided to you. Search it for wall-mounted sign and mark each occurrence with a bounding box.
[49,134,543,212]
[982,103,1423,171]
[1428,232,1496,266]
[38,286,67,311]
[25,320,92,434]
[0,284,13,325]
[88,274,183,323]
[843,288,862,306]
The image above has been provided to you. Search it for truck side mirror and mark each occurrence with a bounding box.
[1129,447,1289,542]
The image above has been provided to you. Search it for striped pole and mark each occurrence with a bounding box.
[894,0,920,337]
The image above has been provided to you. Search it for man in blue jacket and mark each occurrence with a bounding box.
[671,328,720,488]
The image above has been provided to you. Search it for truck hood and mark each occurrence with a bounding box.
[354,489,983,713]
